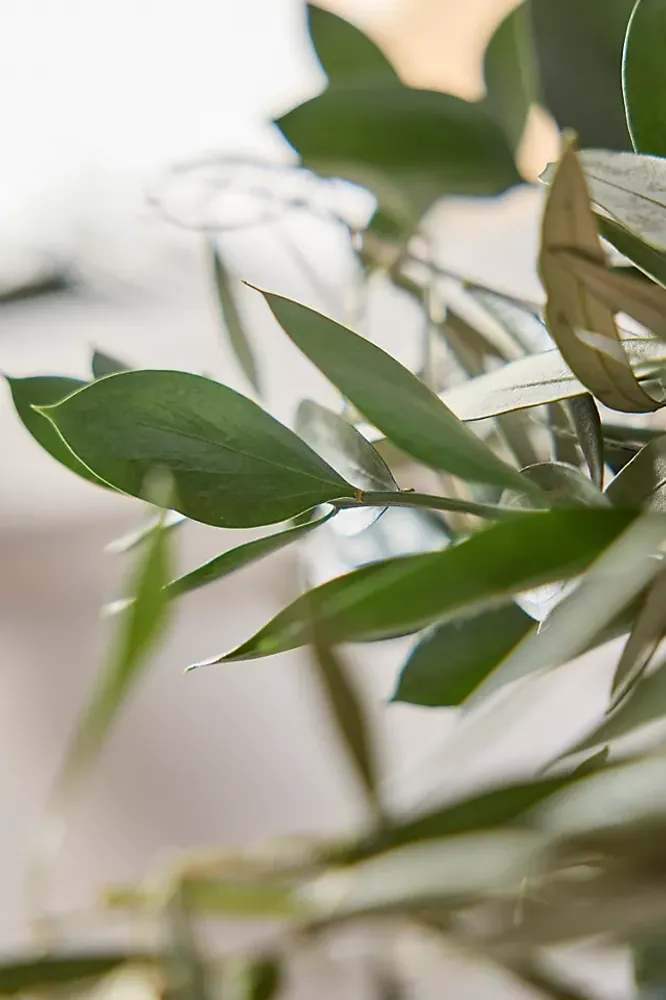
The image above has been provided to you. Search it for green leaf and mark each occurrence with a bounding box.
[541,150,666,251]
[191,508,636,665]
[442,336,666,422]
[463,285,551,355]
[392,603,533,707]
[105,509,187,556]
[211,245,261,396]
[606,434,666,510]
[539,142,659,413]
[167,511,335,599]
[0,953,144,996]
[623,0,666,156]
[260,289,528,492]
[5,375,109,488]
[106,878,305,920]
[296,400,397,493]
[572,654,666,752]
[610,569,666,709]
[38,370,355,528]
[59,500,173,787]
[555,247,666,343]
[276,87,520,230]
[483,3,537,149]
[567,395,604,488]
[501,462,609,510]
[597,214,666,288]
[306,3,400,87]
[466,514,666,708]
[91,350,130,379]
[165,885,210,1000]
[529,0,635,150]
[310,627,380,815]
[241,957,283,1000]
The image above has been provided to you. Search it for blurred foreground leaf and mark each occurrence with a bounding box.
[0,953,147,996]
[306,3,400,87]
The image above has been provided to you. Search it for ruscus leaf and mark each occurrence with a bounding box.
[38,370,355,528]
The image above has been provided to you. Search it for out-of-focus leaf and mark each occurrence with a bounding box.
[306,3,400,87]
[392,604,533,707]
[106,878,306,920]
[259,288,529,492]
[276,88,520,230]
[597,215,666,288]
[610,569,666,708]
[529,0,635,150]
[105,510,187,556]
[310,627,380,815]
[606,435,666,510]
[483,3,537,149]
[167,511,335,600]
[501,462,609,509]
[164,886,209,1000]
[58,499,173,788]
[464,285,551,354]
[0,953,145,996]
[191,509,636,665]
[466,514,666,708]
[513,962,598,1000]
[38,371,355,528]
[296,400,397,492]
[91,350,130,379]
[567,394,604,487]
[0,271,72,305]
[240,956,283,1000]
[5,375,109,488]
[634,933,666,1000]
[555,247,666,342]
[548,403,580,467]
[541,150,666,250]
[623,0,666,156]
[211,244,261,396]
[539,142,659,412]
[441,337,666,422]
[573,654,666,752]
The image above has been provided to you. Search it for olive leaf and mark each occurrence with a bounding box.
[610,569,666,709]
[606,434,666,510]
[539,141,660,413]
[37,370,355,528]
[596,215,666,288]
[483,2,537,150]
[567,394,604,488]
[623,0,666,157]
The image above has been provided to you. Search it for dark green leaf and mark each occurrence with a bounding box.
[306,3,400,87]
[392,603,533,707]
[59,500,173,789]
[597,215,666,288]
[610,569,666,708]
[191,508,635,665]
[623,0,666,156]
[260,289,528,492]
[567,395,604,488]
[634,933,666,1000]
[606,434,666,510]
[0,953,143,995]
[442,337,666,422]
[483,3,537,149]
[242,957,283,1000]
[529,0,635,150]
[310,628,379,814]
[167,511,335,599]
[91,350,130,379]
[539,142,659,412]
[38,370,355,528]
[5,375,109,488]
[276,87,520,229]
[0,271,72,305]
[211,245,261,395]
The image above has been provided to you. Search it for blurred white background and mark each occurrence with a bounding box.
[0,3,622,990]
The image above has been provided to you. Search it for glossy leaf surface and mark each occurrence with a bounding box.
[92,350,130,379]
[623,0,666,156]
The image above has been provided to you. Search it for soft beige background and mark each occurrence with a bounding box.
[0,1,629,994]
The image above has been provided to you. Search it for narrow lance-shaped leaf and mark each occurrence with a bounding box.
[295,399,398,492]
[596,214,666,288]
[610,568,666,709]
[165,884,210,1000]
[211,244,261,396]
[38,370,356,528]
[392,603,533,708]
[190,508,636,665]
[5,375,109,488]
[239,957,283,1000]
[539,140,659,412]
[567,394,605,488]
[555,247,666,343]
[91,350,130,379]
[606,434,666,510]
[167,510,335,599]
[623,0,666,157]
[0,954,148,997]
[310,625,380,816]
[257,287,531,493]
[466,514,666,709]
[483,2,537,150]
[306,3,401,87]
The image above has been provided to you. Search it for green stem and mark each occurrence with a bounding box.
[337,490,542,522]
